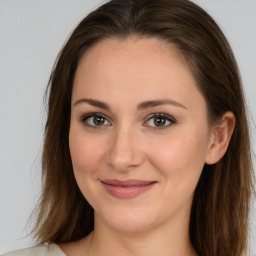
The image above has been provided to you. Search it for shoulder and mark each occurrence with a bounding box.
[1,244,66,256]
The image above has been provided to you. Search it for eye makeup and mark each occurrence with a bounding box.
[80,112,177,130]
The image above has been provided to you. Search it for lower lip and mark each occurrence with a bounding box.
[101,182,156,199]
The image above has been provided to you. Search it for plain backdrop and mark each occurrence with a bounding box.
[0,0,255,254]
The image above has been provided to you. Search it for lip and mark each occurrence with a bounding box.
[101,179,157,199]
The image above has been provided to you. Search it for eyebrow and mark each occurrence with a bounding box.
[73,98,187,110]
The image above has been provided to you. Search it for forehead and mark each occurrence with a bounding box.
[72,36,205,112]
[75,36,187,88]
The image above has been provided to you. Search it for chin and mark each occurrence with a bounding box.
[95,206,163,233]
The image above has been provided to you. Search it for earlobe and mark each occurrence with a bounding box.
[205,111,235,165]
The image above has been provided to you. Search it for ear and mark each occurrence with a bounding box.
[205,111,235,165]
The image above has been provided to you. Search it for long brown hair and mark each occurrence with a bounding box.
[32,0,254,255]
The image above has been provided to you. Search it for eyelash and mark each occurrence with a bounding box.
[144,113,176,130]
[80,112,176,130]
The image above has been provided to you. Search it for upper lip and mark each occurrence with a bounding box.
[101,179,156,187]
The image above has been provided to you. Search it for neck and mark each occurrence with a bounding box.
[87,212,196,256]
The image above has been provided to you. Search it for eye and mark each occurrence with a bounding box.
[144,113,176,129]
[81,113,111,128]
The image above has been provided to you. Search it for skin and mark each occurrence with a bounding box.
[60,36,235,256]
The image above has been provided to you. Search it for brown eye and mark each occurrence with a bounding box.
[145,113,176,129]
[82,113,111,128]
[154,117,167,127]
[93,116,105,125]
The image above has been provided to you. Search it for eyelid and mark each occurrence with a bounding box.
[80,112,176,130]
[143,113,176,130]
[80,112,112,128]
[146,112,176,122]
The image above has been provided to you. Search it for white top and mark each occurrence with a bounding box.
[1,244,66,256]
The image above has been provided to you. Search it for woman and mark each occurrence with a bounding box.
[3,0,254,255]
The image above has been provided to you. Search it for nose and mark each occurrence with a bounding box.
[106,125,145,172]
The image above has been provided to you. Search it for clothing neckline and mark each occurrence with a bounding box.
[48,243,66,256]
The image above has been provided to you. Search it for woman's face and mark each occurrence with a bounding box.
[69,36,214,232]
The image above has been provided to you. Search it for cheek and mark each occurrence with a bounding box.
[69,130,105,179]
[69,129,108,209]
[147,126,209,186]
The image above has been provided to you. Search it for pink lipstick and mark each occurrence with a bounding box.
[101,179,157,199]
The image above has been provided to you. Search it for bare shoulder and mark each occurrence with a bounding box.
[1,243,65,256]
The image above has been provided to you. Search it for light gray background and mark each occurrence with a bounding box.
[0,0,255,254]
